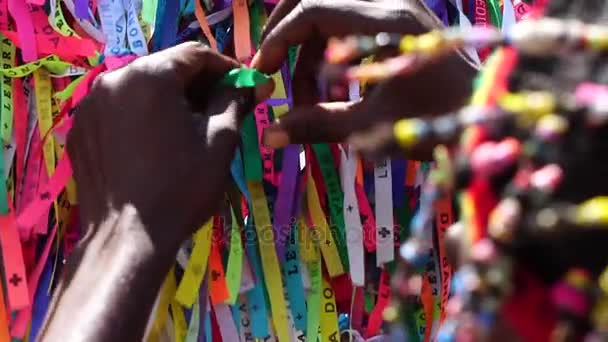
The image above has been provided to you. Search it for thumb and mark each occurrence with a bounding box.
[196,84,272,207]
[201,80,274,157]
[204,80,275,126]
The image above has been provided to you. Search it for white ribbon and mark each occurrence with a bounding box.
[124,0,149,55]
[502,0,517,32]
[97,0,127,56]
[374,158,394,265]
[450,0,481,66]
[239,257,255,293]
[340,81,365,286]
[214,303,240,342]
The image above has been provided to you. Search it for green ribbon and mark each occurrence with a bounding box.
[306,259,322,342]
[241,114,263,182]
[365,291,375,313]
[220,67,271,88]
[487,0,502,28]
[250,0,264,49]
[54,75,85,102]
[225,207,244,304]
[0,146,7,214]
[311,144,350,272]
[219,67,271,183]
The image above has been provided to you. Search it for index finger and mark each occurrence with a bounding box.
[261,0,300,41]
[251,0,426,74]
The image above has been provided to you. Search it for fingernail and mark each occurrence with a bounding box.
[255,79,275,103]
[250,51,261,69]
[263,124,289,148]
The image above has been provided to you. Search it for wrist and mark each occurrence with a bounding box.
[79,190,194,258]
[102,204,181,262]
[42,205,177,341]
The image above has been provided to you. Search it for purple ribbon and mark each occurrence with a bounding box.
[265,98,291,106]
[264,63,293,113]
[424,0,449,26]
[75,0,90,20]
[215,0,232,10]
[271,62,300,261]
[272,144,300,261]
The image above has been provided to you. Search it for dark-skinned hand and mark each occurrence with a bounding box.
[69,42,273,249]
[40,42,273,341]
[252,0,478,160]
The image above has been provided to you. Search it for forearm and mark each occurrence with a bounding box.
[39,204,176,342]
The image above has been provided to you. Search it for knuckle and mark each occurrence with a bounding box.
[158,58,178,76]
[181,40,210,54]
[126,56,148,72]
[93,66,139,92]
[129,57,165,80]
[89,71,111,93]
[301,0,324,11]
[123,57,173,87]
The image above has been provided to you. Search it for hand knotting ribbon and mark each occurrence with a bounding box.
[219,67,271,88]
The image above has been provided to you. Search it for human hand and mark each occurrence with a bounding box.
[68,42,274,254]
[42,43,274,341]
[253,0,478,160]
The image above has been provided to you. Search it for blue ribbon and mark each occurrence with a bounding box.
[283,224,307,332]
[392,159,407,208]
[28,254,55,341]
[243,216,271,338]
[231,148,250,201]
[154,0,180,50]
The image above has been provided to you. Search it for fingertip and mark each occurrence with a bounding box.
[255,78,275,103]
[251,44,285,74]
[250,50,262,70]
[263,124,290,148]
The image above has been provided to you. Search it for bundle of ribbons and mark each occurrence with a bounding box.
[0,0,536,341]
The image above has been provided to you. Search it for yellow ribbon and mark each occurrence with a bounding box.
[306,172,345,277]
[33,69,55,178]
[248,181,290,341]
[147,268,177,342]
[175,220,213,307]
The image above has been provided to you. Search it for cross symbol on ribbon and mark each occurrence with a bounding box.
[9,273,22,287]
[378,226,391,239]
